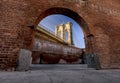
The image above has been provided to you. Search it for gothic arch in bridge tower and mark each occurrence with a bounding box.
[55,22,74,45]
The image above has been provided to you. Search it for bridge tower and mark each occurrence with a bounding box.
[55,22,74,45]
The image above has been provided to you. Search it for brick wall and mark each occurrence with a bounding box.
[0,0,33,70]
[0,0,120,70]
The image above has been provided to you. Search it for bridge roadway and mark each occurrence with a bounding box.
[0,64,120,83]
[36,26,68,44]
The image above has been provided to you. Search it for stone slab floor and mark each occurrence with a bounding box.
[0,65,120,83]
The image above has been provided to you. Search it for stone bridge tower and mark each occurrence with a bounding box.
[55,22,74,45]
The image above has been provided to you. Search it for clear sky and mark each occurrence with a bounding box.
[38,14,85,48]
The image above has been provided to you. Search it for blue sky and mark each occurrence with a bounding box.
[38,14,85,48]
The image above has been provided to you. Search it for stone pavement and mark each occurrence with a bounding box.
[0,64,120,83]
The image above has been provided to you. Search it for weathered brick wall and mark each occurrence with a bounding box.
[0,0,120,69]
[33,38,82,55]
[87,0,120,68]
[0,0,33,70]
[32,38,82,64]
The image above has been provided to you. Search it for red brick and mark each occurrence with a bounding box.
[0,0,120,70]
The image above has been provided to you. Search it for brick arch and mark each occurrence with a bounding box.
[33,7,93,52]
[34,7,90,36]
[32,6,115,69]
[33,4,120,68]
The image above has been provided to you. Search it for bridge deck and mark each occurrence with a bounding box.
[36,26,67,44]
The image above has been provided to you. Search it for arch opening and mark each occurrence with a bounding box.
[35,7,90,36]
[65,30,68,42]
[38,14,85,48]
[32,7,93,65]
